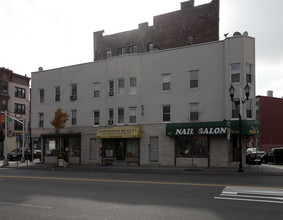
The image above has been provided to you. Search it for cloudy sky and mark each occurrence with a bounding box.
[1,0,283,97]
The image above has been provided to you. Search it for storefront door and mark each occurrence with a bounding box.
[115,139,125,160]
[149,137,159,162]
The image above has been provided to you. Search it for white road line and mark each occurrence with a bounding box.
[0,202,52,209]
[214,196,283,204]
[220,193,283,201]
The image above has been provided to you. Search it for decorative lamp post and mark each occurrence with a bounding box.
[229,84,251,172]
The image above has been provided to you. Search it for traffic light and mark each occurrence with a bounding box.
[0,114,4,123]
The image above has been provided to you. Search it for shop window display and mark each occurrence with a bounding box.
[176,136,208,158]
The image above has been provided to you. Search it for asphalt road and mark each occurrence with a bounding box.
[0,168,283,220]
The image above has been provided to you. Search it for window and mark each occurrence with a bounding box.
[117,108,124,124]
[109,80,114,96]
[162,74,170,92]
[39,89,44,103]
[108,109,114,124]
[129,107,137,124]
[71,84,77,97]
[148,42,154,52]
[15,103,25,114]
[141,105,144,116]
[14,120,23,130]
[93,110,99,126]
[93,82,100,98]
[39,113,44,127]
[232,101,239,119]
[55,86,60,102]
[190,103,198,121]
[176,136,208,158]
[15,87,26,98]
[129,45,137,54]
[162,105,171,122]
[117,48,125,55]
[1,81,8,94]
[189,70,198,88]
[106,50,112,58]
[71,110,77,125]
[246,100,252,118]
[117,78,124,95]
[129,77,137,94]
[246,63,252,84]
[1,100,7,111]
[230,63,240,83]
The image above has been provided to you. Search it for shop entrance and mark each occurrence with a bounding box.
[103,139,126,160]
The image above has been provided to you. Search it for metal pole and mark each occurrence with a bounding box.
[238,112,244,172]
[21,119,25,163]
[3,110,9,166]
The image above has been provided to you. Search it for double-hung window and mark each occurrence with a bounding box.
[189,70,198,88]
[55,86,60,102]
[117,48,125,56]
[162,105,171,123]
[108,109,114,125]
[70,84,77,100]
[129,77,137,94]
[129,45,137,54]
[39,89,44,103]
[162,74,170,92]
[15,87,26,98]
[39,113,44,127]
[117,78,124,95]
[93,110,99,126]
[232,101,239,119]
[93,82,100,98]
[246,63,252,84]
[117,108,124,124]
[1,81,8,95]
[71,110,77,125]
[190,103,199,121]
[246,100,252,118]
[15,103,25,114]
[230,63,240,83]
[129,107,137,124]
[109,80,114,96]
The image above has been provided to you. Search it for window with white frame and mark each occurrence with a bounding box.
[106,50,112,58]
[246,63,252,84]
[108,109,114,124]
[189,70,199,88]
[39,113,44,127]
[15,87,26,98]
[162,73,171,92]
[230,63,240,83]
[117,78,124,95]
[246,100,252,118]
[93,110,99,126]
[129,107,137,124]
[14,103,25,114]
[190,103,199,121]
[71,110,77,125]
[117,48,125,55]
[109,80,114,96]
[232,101,239,119]
[39,89,44,103]
[129,77,137,94]
[117,108,124,124]
[129,45,137,54]
[93,82,100,98]
[55,86,60,102]
[70,84,77,100]
[162,105,171,122]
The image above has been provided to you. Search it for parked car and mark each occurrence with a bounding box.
[261,148,283,164]
[7,148,36,161]
[246,148,265,165]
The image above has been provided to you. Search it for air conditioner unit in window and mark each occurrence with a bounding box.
[109,91,114,96]
[108,120,113,125]
[70,95,77,100]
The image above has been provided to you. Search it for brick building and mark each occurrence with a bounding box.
[93,0,219,60]
[0,67,30,156]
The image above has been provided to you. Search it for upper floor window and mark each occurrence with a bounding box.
[117,108,124,125]
[108,109,114,125]
[129,77,137,94]
[15,103,25,115]
[93,110,100,126]
[246,100,252,119]
[117,48,126,56]
[71,110,77,125]
[129,107,137,124]
[148,42,154,52]
[162,74,171,92]
[230,63,240,83]
[109,80,114,96]
[14,120,23,131]
[162,105,171,123]
[1,100,7,111]
[39,113,44,127]
[39,89,44,103]
[189,103,199,121]
[246,63,252,84]
[1,81,8,95]
[232,101,239,119]
[93,82,100,98]
[189,70,199,88]
[129,45,137,54]
[55,86,60,102]
[70,84,77,100]
[117,78,124,95]
[15,87,26,99]
[106,50,112,58]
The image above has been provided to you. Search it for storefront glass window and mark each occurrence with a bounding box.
[176,136,208,158]
[126,139,138,157]
[45,139,58,156]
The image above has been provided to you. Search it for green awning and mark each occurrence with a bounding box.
[166,120,261,136]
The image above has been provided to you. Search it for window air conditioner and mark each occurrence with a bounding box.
[70,95,77,100]
[109,91,114,96]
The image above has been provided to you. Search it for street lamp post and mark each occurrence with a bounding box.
[229,84,251,172]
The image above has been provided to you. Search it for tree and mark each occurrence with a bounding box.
[50,108,69,134]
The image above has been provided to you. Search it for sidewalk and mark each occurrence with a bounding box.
[1,159,283,175]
